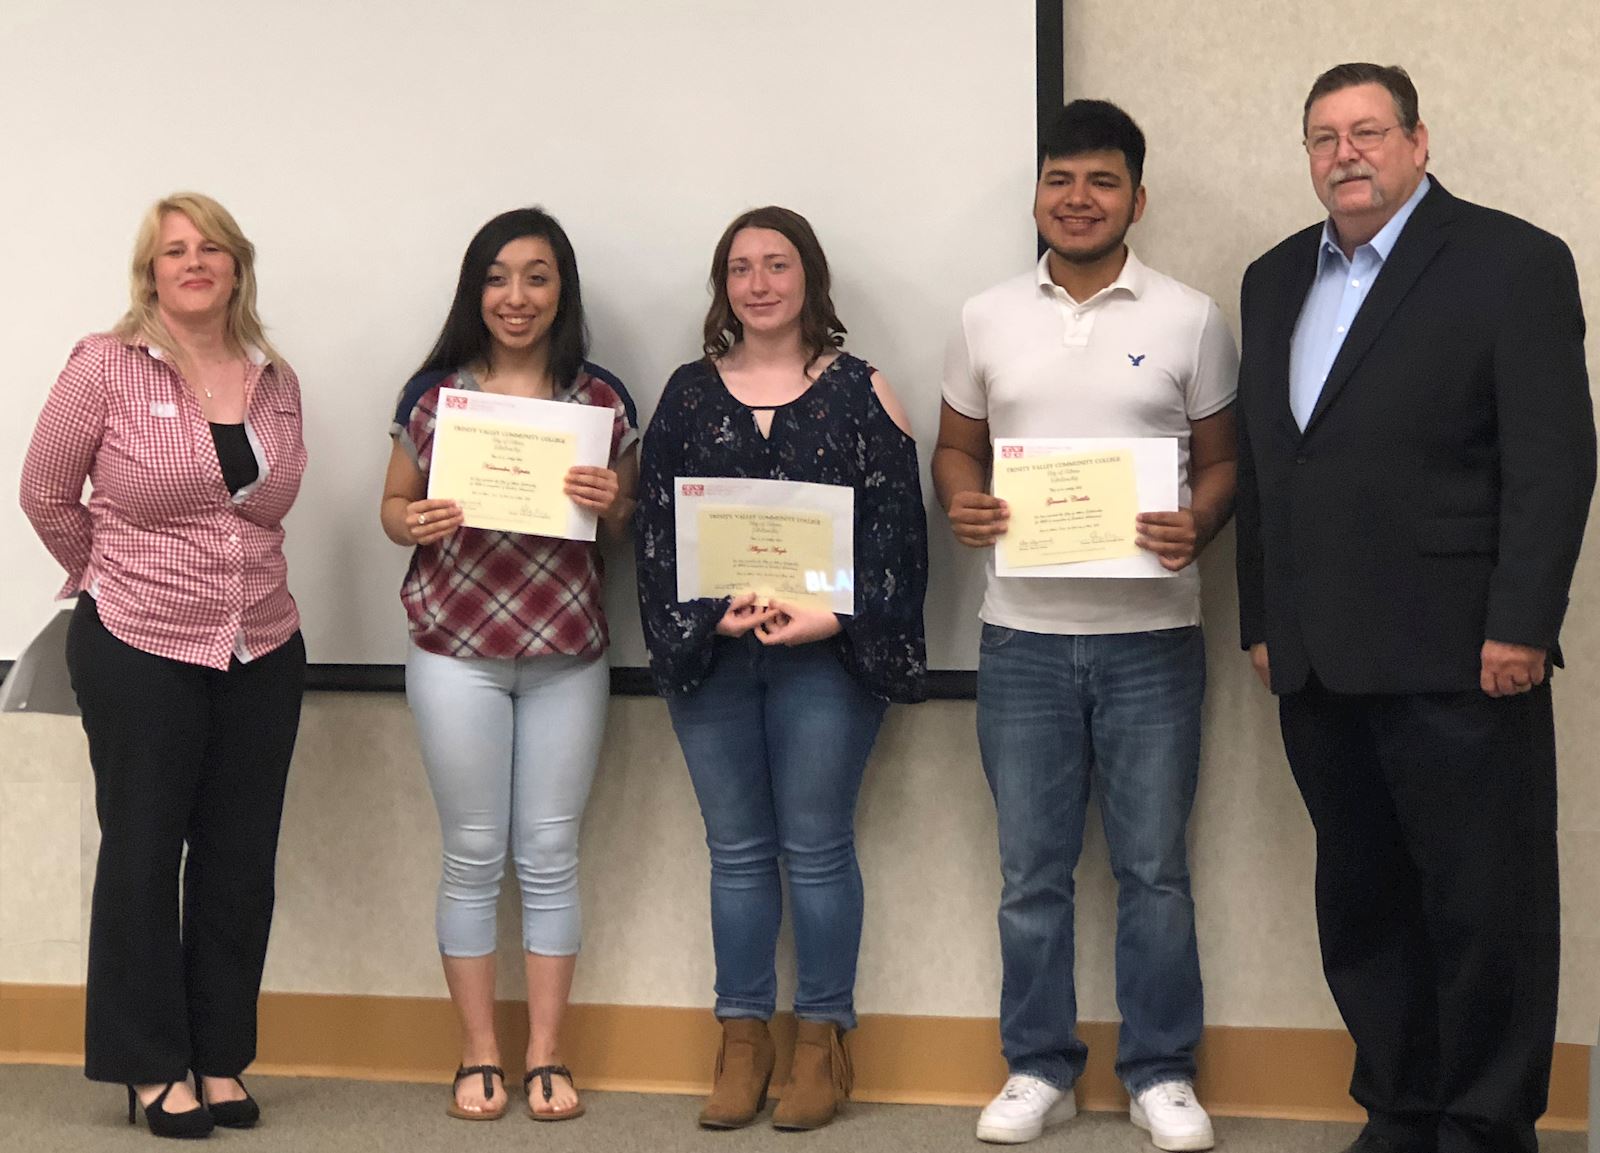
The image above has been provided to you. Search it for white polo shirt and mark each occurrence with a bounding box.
[943,249,1238,635]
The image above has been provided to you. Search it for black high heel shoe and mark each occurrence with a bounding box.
[125,1083,214,1139]
[196,1075,260,1129]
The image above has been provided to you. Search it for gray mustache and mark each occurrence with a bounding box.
[1329,162,1376,183]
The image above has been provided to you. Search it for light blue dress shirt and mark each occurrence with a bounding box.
[1289,175,1432,429]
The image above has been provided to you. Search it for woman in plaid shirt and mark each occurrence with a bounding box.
[380,207,637,1123]
[20,193,307,1138]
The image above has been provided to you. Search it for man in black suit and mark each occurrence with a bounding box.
[1235,63,1594,1153]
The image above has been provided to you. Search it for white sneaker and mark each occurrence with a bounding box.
[975,1074,1077,1144]
[1129,1080,1214,1151]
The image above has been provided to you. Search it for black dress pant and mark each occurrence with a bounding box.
[67,595,306,1084]
[1279,675,1559,1153]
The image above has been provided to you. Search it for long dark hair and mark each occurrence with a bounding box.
[702,205,846,367]
[417,207,588,387]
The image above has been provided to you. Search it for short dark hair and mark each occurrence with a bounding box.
[1039,100,1146,186]
[702,205,847,367]
[417,207,588,388]
[1303,63,1421,136]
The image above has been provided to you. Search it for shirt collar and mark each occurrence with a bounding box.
[1319,173,1432,264]
[140,339,267,367]
[1035,246,1146,305]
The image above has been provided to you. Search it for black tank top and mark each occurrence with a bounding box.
[209,422,260,494]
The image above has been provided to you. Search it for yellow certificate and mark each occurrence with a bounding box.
[994,449,1140,568]
[428,388,614,540]
[696,506,836,611]
[674,477,856,614]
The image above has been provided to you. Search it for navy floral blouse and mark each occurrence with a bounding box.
[635,353,927,704]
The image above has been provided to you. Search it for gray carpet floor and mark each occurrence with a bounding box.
[0,1064,1586,1152]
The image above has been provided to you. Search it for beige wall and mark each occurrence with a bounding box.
[3,0,1597,1045]
[0,690,1341,1029]
[1061,0,1600,1041]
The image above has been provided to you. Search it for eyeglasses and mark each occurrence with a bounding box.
[1304,124,1403,157]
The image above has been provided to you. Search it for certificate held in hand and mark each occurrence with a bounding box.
[995,448,1140,568]
[674,477,856,614]
[991,437,1180,578]
[428,388,615,541]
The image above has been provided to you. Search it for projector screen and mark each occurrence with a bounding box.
[1,0,1042,674]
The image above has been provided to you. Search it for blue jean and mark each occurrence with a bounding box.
[666,636,888,1029]
[976,624,1205,1093]
[405,643,609,957]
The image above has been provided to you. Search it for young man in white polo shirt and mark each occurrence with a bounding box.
[933,101,1238,1151]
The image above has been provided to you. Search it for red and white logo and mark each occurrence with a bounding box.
[444,394,469,410]
[1000,444,1024,458]
[681,483,705,497]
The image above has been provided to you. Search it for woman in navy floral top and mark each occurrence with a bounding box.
[635,206,926,1131]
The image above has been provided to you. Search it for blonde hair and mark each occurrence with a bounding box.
[112,192,281,365]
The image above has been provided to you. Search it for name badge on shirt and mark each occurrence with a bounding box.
[150,401,177,418]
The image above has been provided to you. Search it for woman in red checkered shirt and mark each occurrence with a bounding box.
[20,193,307,1138]
[379,207,638,1123]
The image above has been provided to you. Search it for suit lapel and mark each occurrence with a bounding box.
[1303,181,1457,434]
[1267,232,1321,440]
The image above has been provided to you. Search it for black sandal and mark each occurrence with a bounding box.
[524,1064,585,1121]
[447,1064,508,1121]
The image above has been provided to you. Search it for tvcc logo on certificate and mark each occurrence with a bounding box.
[681,483,705,497]
[444,394,469,410]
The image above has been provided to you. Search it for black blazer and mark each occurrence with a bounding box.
[1235,180,1595,694]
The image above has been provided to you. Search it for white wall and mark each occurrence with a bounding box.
[0,0,1036,668]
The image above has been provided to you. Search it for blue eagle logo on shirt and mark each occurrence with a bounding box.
[1128,354,1146,367]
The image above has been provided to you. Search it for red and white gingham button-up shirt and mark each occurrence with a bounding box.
[20,334,306,669]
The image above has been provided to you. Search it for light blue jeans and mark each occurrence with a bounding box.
[405,643,609,957]
[977,624,1206,1094]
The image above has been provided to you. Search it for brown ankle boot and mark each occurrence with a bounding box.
[772,1019,852,1130]
[698,1018,775,1129]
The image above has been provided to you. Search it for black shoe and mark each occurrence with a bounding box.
[126,1083,214,1139]
[196,1075,260,1129]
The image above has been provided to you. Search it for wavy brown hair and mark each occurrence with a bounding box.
[702,206,846,366]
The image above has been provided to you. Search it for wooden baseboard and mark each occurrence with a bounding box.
[1,983,1587,1130]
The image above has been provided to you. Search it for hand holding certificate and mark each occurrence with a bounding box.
[428,388,615,541]
[995,449,1140,567]
[991,437,1180,578]
[675,477,856,614]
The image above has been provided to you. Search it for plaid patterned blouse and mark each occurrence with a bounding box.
[20,334,306,670]
[392,364,638,661]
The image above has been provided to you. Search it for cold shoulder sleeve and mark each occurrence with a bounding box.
[634,367,730,695]
[837,383,928,703]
